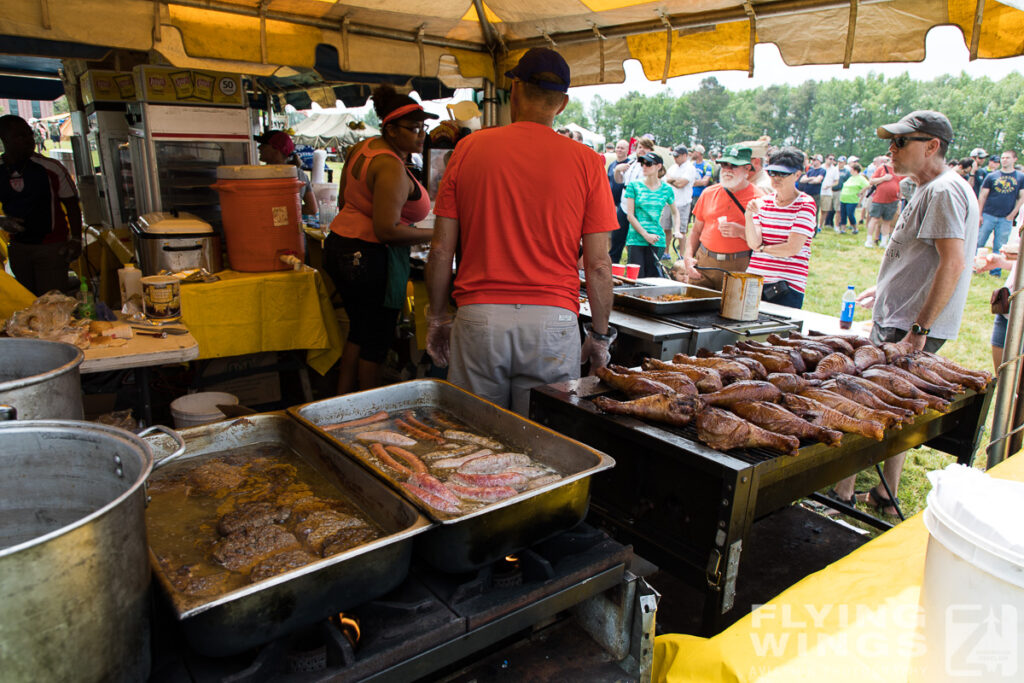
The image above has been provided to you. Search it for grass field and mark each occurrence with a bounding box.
[802,221,1002,530]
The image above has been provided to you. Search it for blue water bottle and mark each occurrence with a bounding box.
[839,285,856,330]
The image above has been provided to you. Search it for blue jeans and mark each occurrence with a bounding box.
[838,202,858,227]
[609,207,630,264]
[978,213,1013,275]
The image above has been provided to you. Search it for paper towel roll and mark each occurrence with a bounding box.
[311,149,327,184]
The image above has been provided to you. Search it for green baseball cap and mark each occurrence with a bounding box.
[719,145,753,166]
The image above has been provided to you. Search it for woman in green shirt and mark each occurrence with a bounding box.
[624,153,679,278]
[837,162,870,234]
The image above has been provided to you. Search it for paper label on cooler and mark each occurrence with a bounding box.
[272,206,289,227]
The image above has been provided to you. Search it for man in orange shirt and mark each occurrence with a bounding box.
[680,145,764,290]
[424,48,618,415]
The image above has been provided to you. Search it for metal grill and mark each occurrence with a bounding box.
[530,381,993,636]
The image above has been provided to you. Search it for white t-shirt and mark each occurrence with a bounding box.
[618,161,645,211]
[821,164,840,196]
[665,161,698,206]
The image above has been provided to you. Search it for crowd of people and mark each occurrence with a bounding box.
[601,129,1024,313]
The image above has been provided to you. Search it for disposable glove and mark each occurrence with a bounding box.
[581,323,617,375]
[425,307,453,368]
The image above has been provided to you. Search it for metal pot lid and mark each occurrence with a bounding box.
[135,211,214,235]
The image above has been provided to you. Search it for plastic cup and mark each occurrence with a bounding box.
[611,264,626,276]
[625,264,641,279]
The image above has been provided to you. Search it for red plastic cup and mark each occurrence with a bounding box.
[611,264,626,276]
[625,264,641,279]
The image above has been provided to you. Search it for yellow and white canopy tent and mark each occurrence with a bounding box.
[3,0,1024,111]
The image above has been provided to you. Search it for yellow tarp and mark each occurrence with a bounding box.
[3,0,1024,87]
[179,268,342,375]
[0,270,36,320]
[653,453,1024,682]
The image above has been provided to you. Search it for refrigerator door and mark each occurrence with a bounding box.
[137,104,252,227]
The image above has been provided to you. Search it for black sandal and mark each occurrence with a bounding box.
[825,488,856,506]
[861,487,900,516]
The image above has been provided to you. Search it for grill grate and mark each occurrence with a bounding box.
[653,422,795,464]
[660,310,787,329]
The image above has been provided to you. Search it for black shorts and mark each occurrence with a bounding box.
[323,233,399,363]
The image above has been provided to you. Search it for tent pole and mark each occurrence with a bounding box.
[987,245,1024,467]
[482,79,496,128]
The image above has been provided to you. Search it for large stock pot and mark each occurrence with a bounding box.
[0,338,84,419]
[0,420,183,683]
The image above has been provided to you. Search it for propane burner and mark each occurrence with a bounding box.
[493,555,523,589]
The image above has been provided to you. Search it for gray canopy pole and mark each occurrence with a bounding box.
[987,238,1024,467]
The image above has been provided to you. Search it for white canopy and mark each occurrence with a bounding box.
[291,112,378,149]
[565,123,606,147]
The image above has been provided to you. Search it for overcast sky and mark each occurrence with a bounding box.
[569,26,1024,105]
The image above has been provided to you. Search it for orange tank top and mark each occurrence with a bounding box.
[329,142,430,243]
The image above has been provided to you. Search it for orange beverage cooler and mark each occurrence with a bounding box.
[213,165,304,271]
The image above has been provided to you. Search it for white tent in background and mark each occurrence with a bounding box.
[291,112,378,149]
[565,123,605,149]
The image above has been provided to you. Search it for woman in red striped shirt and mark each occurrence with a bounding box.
[743,147,817,309]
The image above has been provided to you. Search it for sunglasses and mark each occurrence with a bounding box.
[394,123,427,134]
[639,159,656,167]
[766,170,795,178]
[890,136,933,149]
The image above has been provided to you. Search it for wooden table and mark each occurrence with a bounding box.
[82,325,199,425]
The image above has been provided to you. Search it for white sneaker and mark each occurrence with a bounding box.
[879,236,889,248]
[833,227,841,234]
[864,238,874,248]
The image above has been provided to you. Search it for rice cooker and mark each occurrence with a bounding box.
[131,211,222,275]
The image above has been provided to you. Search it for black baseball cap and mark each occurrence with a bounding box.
[877,110,953,144]
[505,48,570,93]
[640,152,664,165]
[672,145,689,156]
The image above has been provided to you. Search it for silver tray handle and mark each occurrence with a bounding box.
[140,424,187,469]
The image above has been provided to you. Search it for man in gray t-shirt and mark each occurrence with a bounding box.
[858,110,978,348]
[834,110,978,516]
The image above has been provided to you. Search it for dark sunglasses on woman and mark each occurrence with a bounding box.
[766,170,795,178]
[639,159,655,167]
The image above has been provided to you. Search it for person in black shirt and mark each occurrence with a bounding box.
[0,116,81,295]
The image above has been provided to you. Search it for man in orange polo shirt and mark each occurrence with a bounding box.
[680,145,764,290]
[424,48,618,415]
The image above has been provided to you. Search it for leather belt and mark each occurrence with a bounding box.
[698,244,752,261]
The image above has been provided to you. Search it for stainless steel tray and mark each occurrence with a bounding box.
[288,379,615,571]
[614,283,721,314]
[143,412,432,656]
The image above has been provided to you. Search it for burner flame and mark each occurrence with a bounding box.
[504,555,518,563]
[332,612,361,647]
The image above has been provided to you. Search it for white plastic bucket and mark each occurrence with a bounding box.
[912,467,1024,681]
[169,392,238,429]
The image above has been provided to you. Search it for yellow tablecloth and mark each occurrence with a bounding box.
[0,270,36,319]
[653,454,1024,682]
[180,268,342,375]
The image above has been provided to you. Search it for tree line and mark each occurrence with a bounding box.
[555,71,1024,161]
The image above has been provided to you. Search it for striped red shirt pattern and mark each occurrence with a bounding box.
[747,192,817,293]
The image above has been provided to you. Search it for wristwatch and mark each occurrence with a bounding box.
[584,323,618,343]
[911,322,930,336]
[755,243,765,253]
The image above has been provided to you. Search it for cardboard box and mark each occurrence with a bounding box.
[133,65,245,107]
[201,352,281,407]
[81,70,137,105]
